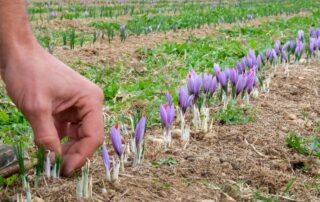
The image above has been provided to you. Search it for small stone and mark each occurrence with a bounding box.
[204,132,217,140]
[32,197,45,202]
[305,120,312,128]
[221,196,236,202]
[102,188,107,194]
[171,129,182,139]
[261,101,272,107]
[293,119,305,127]
[284,111,297,120]
[221,162,232,170]
[148,137,164,148]
[280,127,288,132]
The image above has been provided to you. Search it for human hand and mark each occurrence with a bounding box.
[1,44,104,176]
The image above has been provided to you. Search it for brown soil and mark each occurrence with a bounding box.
[48,11,308,68]
[1,61,319,202]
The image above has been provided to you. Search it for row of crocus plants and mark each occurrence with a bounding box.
[15,28,320,200]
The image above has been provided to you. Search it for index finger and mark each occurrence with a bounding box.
[61,98,104,176]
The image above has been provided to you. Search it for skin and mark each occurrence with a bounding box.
[0,0,104,176]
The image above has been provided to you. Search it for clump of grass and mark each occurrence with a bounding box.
[214,102,255,125]
[286,131,320,159]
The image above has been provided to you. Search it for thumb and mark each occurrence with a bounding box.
[28,114,62,155]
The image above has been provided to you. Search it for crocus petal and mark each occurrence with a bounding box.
[203,73,213,94]
[166,92,173,106]
[216,71,227,87]
[229,69,238,85]
[160,104,168,128]
[110,124,123,157]
[213,64,221,73]
[135,115,147,147]
[210,76,217,93]
[102,143,111,171]
[297,30,304,41]
[274,40,281,55]
[167,105,175,126]
[236,75,246,96]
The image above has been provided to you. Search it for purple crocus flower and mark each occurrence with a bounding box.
[266,48,277,62]
[202,73,214,94]
[166,92,173,106]
[236,61,245,74]
[266,49,272,60]
[213,64,221,74]
[235,74,246,96]
[216,70,227,88]
[256,54,262,70]
[257,52,264,63]
[110,123,123,157]
[297,30,304,41]
[309,28,316,38]
[187,71,202,98]
[295,40,304,55]
[248,50,256,61]
[178,86,194,114]
[316,29,320,38]
[50,11,58,18]
[224,67,231,79]
[281,49,288,63]
[229,69,238,85]
[135,115,147,147]
[310,38,317,55]
[210,77,217,93]
[102,143,111,171]
[274,40,281,55]
[246,55,255,69]
[160,104,175,129]
[282,41,291,51]
[245,69,256,94]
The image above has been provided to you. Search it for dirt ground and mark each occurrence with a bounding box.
[1,61,319,202]
[48,11,308,68]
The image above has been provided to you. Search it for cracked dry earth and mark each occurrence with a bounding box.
[2,62,318,202]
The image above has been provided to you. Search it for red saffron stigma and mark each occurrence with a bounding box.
[115,123,119,129]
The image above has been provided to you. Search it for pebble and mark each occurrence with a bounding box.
[221,162,232,170]
[284,111,297,120]
[203,132,217,140]
[171,129,182,139]
[32,197,45,202]
[261,101,272,107]
[280,126,288,132]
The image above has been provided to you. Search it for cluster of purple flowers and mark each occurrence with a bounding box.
[309,28,320,57]
[102,115,147,177]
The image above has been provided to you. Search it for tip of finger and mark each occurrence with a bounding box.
[61,153,86,177]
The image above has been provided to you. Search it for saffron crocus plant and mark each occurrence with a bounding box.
[229,69,238,99]
[216,70,228,107]
[187,71,202,101]
[166,92,173,106]
[101,143,111,182]
[160,103,175,148]
[236,74,246,97]
[110,123,124,173]
[133,115,146,166]
[295,39,304,62]
[178,86,194,141]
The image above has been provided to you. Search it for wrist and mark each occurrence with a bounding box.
[0,34,40,68]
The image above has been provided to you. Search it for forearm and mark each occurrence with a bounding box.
[0,0,38,66]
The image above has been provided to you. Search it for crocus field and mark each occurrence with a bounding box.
[1,0,320,201]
